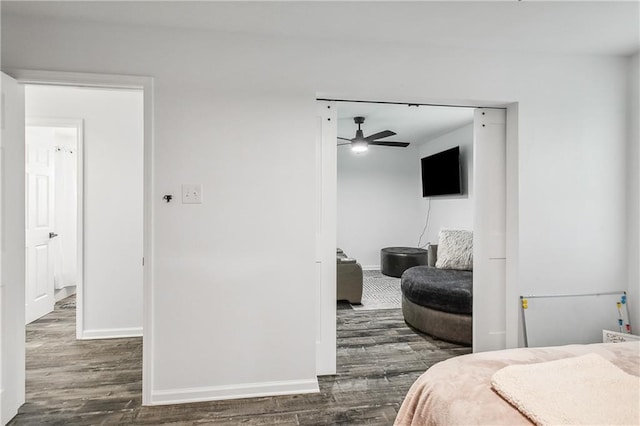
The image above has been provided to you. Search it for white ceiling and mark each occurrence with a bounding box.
[3,1,639,56]
[336,102,474,147]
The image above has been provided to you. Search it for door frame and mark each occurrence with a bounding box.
[25,117,84,333]
[5,69,155,405]
[1,71,26,426]
[315,94,520,371]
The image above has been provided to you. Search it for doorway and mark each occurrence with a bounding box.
[335,100,477,338]
[1,70,154,424]
[316,97,516,375]
[25,118,83,324]
[24,84,144,340]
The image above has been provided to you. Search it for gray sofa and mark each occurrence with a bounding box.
[337,248,363,304]
[400,244,473,345]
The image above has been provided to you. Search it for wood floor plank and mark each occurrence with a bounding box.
[9,297,470,425]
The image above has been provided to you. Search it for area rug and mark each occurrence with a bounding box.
[352,270,401,310]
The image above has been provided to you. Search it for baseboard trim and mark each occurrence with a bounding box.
[1,388,19,426]
[149,378,320,406]
[362,265,380,271]
[80,327,143,340]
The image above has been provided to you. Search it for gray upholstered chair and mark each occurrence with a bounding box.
[336,248,363,304]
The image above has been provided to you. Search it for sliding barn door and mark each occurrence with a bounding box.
[473,108,507,353]
[315,100,337,375]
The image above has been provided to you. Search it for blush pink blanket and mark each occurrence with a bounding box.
[394,341,640,426]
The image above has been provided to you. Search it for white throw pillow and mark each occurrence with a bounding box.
[435,229,473,270]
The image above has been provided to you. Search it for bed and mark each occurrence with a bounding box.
[394,341,640,425]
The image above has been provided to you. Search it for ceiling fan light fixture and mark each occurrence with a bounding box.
[351,140,369,153]
[337,116,410,151]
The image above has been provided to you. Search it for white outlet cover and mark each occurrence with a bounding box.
[182,184,203,204]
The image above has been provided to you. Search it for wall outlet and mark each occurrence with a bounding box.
[182,184,203,204]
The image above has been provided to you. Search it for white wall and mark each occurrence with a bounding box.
[337,146,422,268]
[418,123,474,245]
[627,53,640,331]
[25,85,144,338]
[1,11,632,403]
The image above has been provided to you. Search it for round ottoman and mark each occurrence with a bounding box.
[401,265,472,345]
[380,247,429,278]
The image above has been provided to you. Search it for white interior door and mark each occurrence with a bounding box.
[473,108,507,352]
[25,126,55,324]
[1,72,26,426]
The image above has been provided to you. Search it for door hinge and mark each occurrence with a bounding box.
[142,257,145,266]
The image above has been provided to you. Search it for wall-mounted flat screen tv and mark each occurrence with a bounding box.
[421,146,462,197]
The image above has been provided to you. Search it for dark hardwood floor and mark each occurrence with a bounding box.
[9,298,470,425]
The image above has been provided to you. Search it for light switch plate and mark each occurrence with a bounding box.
[182,184,203,204]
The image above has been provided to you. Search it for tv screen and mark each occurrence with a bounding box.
[421,146,462,197]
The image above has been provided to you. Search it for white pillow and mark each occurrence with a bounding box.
[435,229,473,271]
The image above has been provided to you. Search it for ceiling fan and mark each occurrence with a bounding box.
[338,116,410,153]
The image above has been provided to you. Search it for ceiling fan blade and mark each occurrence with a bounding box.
[369,141,410,148]
[365,130,396,141]
[337,136,352,142]
[337,142,352,146]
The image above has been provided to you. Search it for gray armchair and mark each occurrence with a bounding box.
[337,248,363,304]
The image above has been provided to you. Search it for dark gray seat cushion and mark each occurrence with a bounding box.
[401,266,472,315]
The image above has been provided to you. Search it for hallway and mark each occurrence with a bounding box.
[13,296,142,424]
